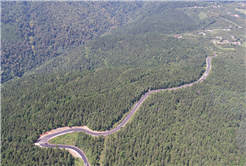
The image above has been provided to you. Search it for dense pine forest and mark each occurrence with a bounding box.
[1,1,208,83]
[32,32,208,76]
[1,38,208,165]
[51,48,246,166]
[1,1,246,166]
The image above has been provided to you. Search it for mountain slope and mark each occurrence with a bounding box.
[1,1,206,83]
[2,1,144,83]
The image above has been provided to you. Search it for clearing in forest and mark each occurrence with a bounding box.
[198,12,208,20]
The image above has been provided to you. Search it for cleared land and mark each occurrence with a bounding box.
[235,8,246,14]
[198,12,208,20]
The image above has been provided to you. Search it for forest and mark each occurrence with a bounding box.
[51,47,246,166]
[1,1,245,166]
[32,32,208,75]
[1,1,208,83]
[2,1,144,82]
[1,38,208,165]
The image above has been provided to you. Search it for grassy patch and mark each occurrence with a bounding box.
[49,132,77,145]
[198,12,208,20]
[240,42,246,48]
[75,158,84,166]
[49,131,105,166]
[215,44,235,51]
[235,8,246,14]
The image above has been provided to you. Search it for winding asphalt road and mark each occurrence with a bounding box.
[36,52,216,166]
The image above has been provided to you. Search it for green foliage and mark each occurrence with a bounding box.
[101,86,245,165]
[48,40,245,166]
[1,34,207,165]
[33,32,207,75]
[1,2,245,165]
[1,1,205,83]
[1,1,144,83]
[1,145,74,166]
[99,47,245,165]
[50,132,105,166]
[109,9,201,36]
[50,132,77,146]
[209,45,246,154]
[210,86,244,114]
[198,12,208,20]
[1,54,206,166]
[76,132,104,166]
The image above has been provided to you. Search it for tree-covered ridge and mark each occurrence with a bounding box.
[2,59,206,133]
[206,46,246,154]
[1,1,205,83]
[102,84,245,166]
[2,1,144,83]
[2,1,245,165]
[86,33,207,67]
[50,47,246,166]
[2,2,211,163]
[109,9,201,36]
[32,32,208,75]
[1,43,208,165]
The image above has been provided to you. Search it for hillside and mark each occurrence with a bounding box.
[48,2,246,165]
[1,1,206,83]
[51,45,246,166]
[1,1,143,83]
[30,32,207,75]
[1,24,210,166]
[1,1,245,166]
[2,34,208,165]
[27,5,214,76]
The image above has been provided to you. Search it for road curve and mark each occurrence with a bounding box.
[36,52,216,166]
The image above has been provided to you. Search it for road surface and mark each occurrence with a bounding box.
[36,52,216,166]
